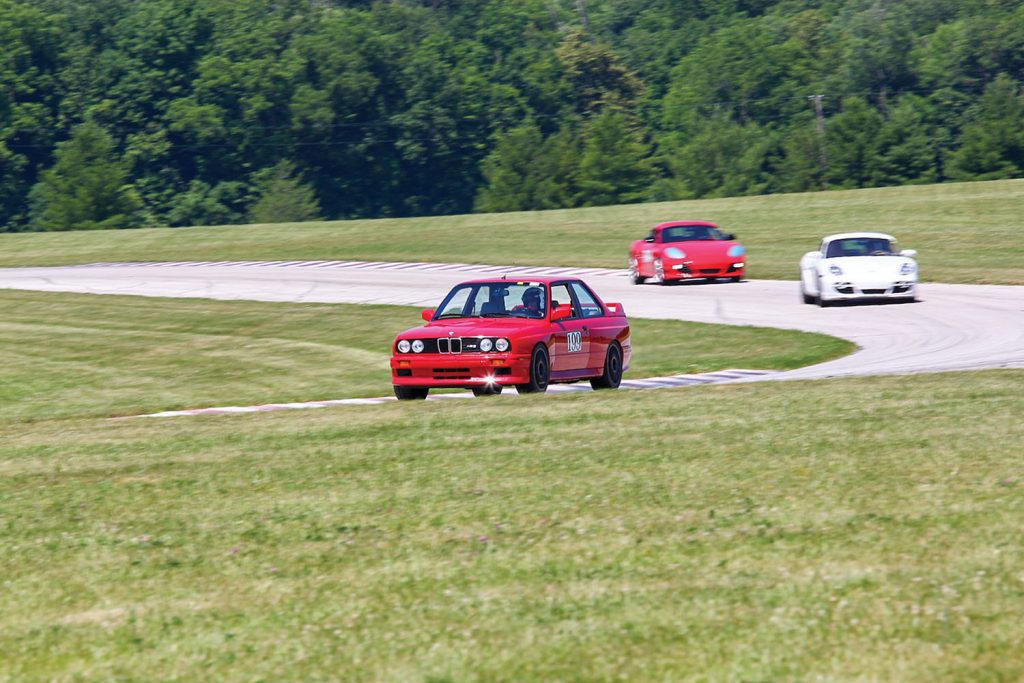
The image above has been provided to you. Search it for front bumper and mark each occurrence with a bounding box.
[664,260,744,280]
[821,280,916,301]
[390,353,532,387]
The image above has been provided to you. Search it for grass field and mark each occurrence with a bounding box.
[0,289,852,422]
[2,369,1022,681]
[1,179,1022,284]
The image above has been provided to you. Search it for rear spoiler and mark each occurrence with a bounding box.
[604,302,626,317]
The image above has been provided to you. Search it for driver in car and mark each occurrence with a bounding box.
[512,286,545,318]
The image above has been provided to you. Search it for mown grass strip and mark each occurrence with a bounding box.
[2,179,1022,284]
[0,290,852,422]
[1,371,1022,680]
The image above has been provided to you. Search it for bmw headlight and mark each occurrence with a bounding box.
[495,338,510,352]
[411,339,425,353]
[900,262,915,275]
[479,338,493,352]
[397,339,411,353]
[829,265,843,276]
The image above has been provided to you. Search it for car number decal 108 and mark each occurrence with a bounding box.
[566,331,583,353]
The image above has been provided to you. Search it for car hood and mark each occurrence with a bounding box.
[660,241,743,260]
[825,255,916,277]
[396,317,545,339]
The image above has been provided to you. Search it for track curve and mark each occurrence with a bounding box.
[1,260,1022,381]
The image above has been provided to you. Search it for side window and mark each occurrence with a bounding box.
[569,282,604,318]
[549,283,576,318]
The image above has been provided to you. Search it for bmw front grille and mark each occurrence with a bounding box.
[437,337,463,354]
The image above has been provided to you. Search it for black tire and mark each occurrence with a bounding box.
[730,276,741,283]
[590,343,623,390]
[628,257,646,285]
[515,344,550,394]
[816,276,830,307]
[653,258,666,285]
[471,385,503,397]
[801,286,815,304]
[394,386,428,400]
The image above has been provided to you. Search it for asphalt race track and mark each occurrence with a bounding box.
[2,260,1023,384]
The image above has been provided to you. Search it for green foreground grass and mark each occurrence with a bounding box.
[0,290,851,423]
[2,370,1022,681]
[2,179,1023,284]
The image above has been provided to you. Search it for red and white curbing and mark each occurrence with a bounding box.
[77,260,628,279]
[134,369,773,419]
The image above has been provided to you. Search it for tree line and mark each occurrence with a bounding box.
[1,0,1022,232]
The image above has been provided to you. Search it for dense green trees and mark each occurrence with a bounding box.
[28,122,141,230]
[0,0,1022,231]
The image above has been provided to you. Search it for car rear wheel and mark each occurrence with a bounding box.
[516,344,550,394]
[394,386,429,400]
[590,343,623,390]
[471,385,503,396]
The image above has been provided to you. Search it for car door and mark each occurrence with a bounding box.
[549,282,590,373]
[568,281,612,371]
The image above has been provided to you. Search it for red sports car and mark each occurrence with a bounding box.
[628,220,746,284]
[390,277,631,399]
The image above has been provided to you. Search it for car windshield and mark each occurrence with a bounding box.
[825,237,895,258]
[433,281,548,320]
[661,225,725,242]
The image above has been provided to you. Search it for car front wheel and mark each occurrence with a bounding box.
[590,343,623,390]
[394,386,429,400]
[516,344,550,394]
[800,279,815,304]
[472,385,503,397]
[653,258,666,285]
[629,257,646,285]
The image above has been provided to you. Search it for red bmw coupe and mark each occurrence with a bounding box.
[390,277,631,399]
[629,220,746,284]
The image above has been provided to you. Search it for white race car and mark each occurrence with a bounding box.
[800,232,918,306]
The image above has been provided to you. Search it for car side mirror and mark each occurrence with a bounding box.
[900,249,917,258]
[421,309,434,322]
[550,304,573,322]
[724,233,736,240]
[644,237,654,243]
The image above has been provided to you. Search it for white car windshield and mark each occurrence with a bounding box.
[826,237,895,258]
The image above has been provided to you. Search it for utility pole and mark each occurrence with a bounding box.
[808,94,827,187]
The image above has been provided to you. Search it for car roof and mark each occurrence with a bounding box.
[654,220,719,230]
[458,275,582,285]
[823,232,897,241]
